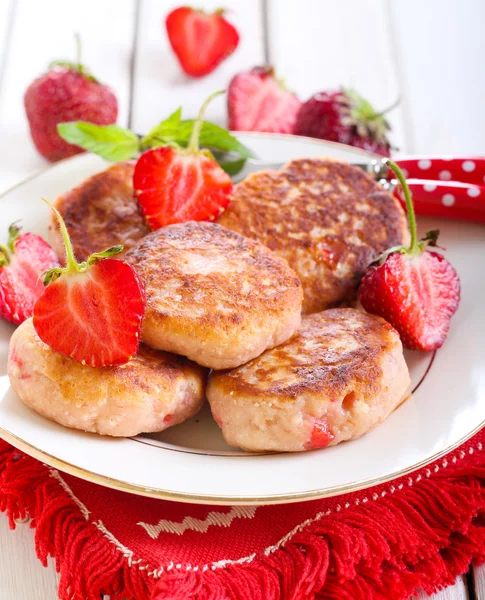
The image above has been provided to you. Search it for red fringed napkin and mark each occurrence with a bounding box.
[1,431,485,600]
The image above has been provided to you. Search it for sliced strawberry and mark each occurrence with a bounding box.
[0,224,59,325]
[166,7,239,78]
[227,66,301,133]
[358,161,460,351]
[33,202,145,367]
[134,91,233,230]
[134,147,232,229]
[307,418,335,450]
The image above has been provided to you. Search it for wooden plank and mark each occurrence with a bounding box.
[0,1,135,598]
[472,563,485,598]
[130,0,265,133]
[415,575,469,600]
[0,517,59,600]
[266,0,407,153]
[389,0,485,155]
[0,0,136,191]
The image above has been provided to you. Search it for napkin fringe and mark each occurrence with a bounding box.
[1,439,485,600]
[152,466,485,600]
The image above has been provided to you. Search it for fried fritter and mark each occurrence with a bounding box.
[207,308,410,452]
[218,159,408,313]
[50,161,149,261]
[125,221,303,369]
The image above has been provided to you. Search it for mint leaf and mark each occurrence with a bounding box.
[142,108,182,147]
[57,122,140,161]
[218,157,247,175]
[141,108,253,163]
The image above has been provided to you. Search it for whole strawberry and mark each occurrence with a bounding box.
[228,66,301,133]
[166,7,239,78]
[24,36,118,162]
[294,88,392,157]
[0,223,59,325]
[359,161,460,351]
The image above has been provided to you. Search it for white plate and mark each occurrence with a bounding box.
[0,133,484,505]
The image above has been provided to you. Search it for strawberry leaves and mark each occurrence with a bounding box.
[57,97,254,174]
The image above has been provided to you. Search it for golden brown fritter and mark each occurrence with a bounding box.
[50,161,149,261]
[207,309,410,452]
[218,158,408,313]
[8,319,208,437]
[125,221,303,369]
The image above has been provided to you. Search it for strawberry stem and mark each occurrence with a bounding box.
[374,96,401,118]
[187,90,225,154]
[42,198,123,285]
[386,160,418,254]
[0,222,21,266]
[75,33,82,71]
[43,199,79,273]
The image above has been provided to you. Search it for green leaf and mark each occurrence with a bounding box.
[142,108,182,147]
[57,122,140,162]
[217,157,247,176]
[142,116,253,162]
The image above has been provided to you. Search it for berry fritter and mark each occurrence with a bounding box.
[207,308,410,452]
[50,161,149,261]
[9,318,207,437]
[218,158,408,313]
[125,221,303,369]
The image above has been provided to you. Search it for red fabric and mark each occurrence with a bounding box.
[1,431,485,600]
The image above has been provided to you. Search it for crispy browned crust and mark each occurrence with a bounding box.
[210,308,399,401]
[125,221,302,346]
[50,161,149,261]
[218,158,408,313]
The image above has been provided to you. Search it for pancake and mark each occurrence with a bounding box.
[207,308,410,452]
[50,161,149,261]
[218,158,408,313]
[8,318,207,437]
[124,221,303,370]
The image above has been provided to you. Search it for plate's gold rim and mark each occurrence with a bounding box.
[1,420,484,506]
[0,136,482,505]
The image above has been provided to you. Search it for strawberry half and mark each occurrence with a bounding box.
[0,224,59,325]
[134,91,233,230]
[166,7,239,78]
[358,161,460,351]
[33,201,145,367]
[227,66,301,133]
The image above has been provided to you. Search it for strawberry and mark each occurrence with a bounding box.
[24,35,118,162]
[134,91,233,230]
[166,7,239,78]
[294,88,393,157]
[358,161,460,351]
[0,224,59,325]
[33,201,145,367]
[227,66,301,133]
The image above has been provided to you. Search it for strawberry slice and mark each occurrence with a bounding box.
[134,91,233,230]
[166,7,239,78]
[358,161,460,351]
[228,66,302,133]
[0,223,59,325]
[33,201,145,367]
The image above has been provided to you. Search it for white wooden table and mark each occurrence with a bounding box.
[0,1,484,598]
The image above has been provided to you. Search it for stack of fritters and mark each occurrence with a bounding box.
[10,157,411,450]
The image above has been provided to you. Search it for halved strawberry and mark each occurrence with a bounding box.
[0,223,59,325]
[134,91,233,230]
[33,201,145,367]
[358,161,460,351]
[166,7,239,78]
[227,66,301,133]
